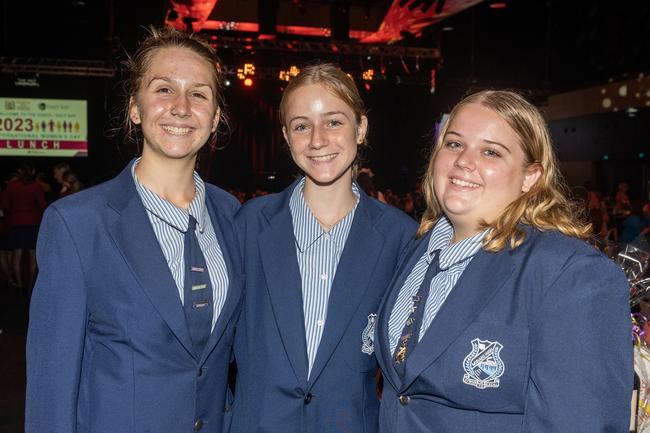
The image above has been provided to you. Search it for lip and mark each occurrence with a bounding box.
[308,153,338,163]
[160,124,195,136]
[449,176,481,189]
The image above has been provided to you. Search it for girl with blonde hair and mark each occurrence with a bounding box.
[375,90,632,433]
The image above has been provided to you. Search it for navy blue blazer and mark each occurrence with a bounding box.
[376,227,633,433]
[26,162,244,433]
[230,181,417,433]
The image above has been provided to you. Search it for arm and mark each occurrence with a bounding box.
[524,253,632,432]
[25,206,88,433]
[35,182,47,215]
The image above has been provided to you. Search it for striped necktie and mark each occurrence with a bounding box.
[183,215,213,357]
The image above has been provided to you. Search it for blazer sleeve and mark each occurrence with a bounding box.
[524,252,633,432]
[26,206,88,433]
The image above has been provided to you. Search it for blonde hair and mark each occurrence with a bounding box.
[417,90,590,251]
[279,63,368,174]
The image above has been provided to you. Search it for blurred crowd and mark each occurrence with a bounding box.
[583,181,650,244]
[0,162,84,302]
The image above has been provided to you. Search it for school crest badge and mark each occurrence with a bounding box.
[361,314,377,355]
[462,338,505,389]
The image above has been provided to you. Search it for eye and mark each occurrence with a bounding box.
[191,91,208,99]
[155,87,172,94]
[444,140,462,150]
[292,123,309,133]
[326,119,343,128]
[483,148,501,158]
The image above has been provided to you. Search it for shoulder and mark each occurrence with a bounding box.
[363,195,418,233]
[236,192,283,222]
[514,228,624,283]
[204,183,240,215]
[48,178,117,217]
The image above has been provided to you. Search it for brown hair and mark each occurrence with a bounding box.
[280,63,368,138]
[418,90,590,251]
[119,26,225,150]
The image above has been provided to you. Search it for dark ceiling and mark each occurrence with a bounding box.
[1,0,649,93]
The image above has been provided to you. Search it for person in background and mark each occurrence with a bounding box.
[35,172,54,203]
[59,170,83,197]
[375,90,632,433]
[614,181,632,216]
[619,200,650,243]
[231,63,417,433]
[357,168,387,203]
[26,27,243,433]
[52,162,70,198]
[2,163,46,294]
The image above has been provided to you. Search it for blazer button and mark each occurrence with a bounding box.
[303,393,313,405]
[399,395,410,406]
[194,419,203,431]
[197,368,203,377]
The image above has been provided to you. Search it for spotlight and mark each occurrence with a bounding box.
[244,78,253,87]
[362,69,374,81]
[237,63,256,80]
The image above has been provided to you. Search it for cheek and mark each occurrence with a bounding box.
[140,102,166,120]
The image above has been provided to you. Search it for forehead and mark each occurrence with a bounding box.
[142,47,216,84]
[285,83,354,114]
[447,103,519,144]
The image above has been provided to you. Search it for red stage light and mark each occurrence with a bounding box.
[244,78,253,87]
[489,2,507,9]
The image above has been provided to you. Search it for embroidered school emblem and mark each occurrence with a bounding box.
[462,338,505,389]
[361,314,377,355]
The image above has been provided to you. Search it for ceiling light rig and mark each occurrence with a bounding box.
[279,66,301,82]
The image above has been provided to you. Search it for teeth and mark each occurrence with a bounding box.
[161,125,193,135]
[451,178,480,188]
[309,154,336,162]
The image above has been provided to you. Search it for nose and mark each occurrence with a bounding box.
[309,125,327,149]
[170,94,190,117]
[454,148,476,171]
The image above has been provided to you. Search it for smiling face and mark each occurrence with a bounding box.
[129,46,220,162]
[433,103,541,239]
[282,83,367,187]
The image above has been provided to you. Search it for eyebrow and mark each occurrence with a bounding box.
[147,76,213,89]
[445,130,512,154]
[289,111,351,123]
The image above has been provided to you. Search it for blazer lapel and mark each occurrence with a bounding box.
[258,189,310,388]
[307,194,384,386]
[401,248,515,390]
[376,233,431,392]
[106,164,195,359]
[200,191,243,364]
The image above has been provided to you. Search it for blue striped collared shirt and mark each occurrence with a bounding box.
[388,216,488,355]
[131,159,229,332]
[289,177,360,378]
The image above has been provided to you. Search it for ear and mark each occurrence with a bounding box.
[211,107,221,133]
[282,125,289,144]
[522,163,542,193]
[356,115,368,144]
[129,97,141,125]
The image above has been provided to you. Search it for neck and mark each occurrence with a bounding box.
[302,174,356,229]
[450,223,481,244]
[135,150,197,209]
